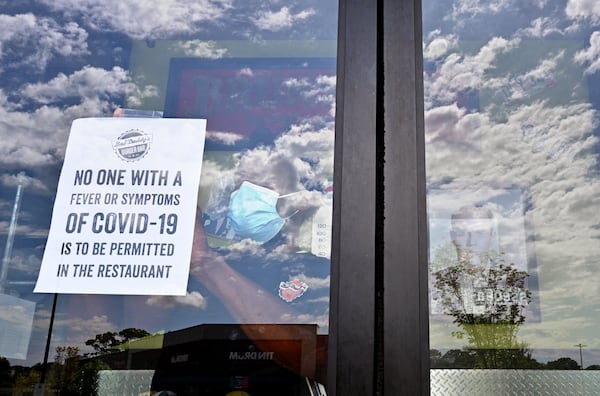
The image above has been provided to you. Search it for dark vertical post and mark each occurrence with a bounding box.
[382,0,429,394]
[40,293,59,385]
[329,0,379,395]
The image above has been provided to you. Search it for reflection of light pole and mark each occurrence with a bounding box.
[574,343,587,370]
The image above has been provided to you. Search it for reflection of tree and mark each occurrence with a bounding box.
[85,328,150,356]
[50,346,80,396]
[0,357,11,389]
[432,244,532,368]
[430,349,546,369]
[13,369,40,395]
[546,357,580,370]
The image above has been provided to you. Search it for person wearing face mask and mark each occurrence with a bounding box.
[189,176,329,322]
[184,176,330,395]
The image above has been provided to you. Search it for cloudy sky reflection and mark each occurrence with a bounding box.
[0,0,336,365]
[424,0,600,365]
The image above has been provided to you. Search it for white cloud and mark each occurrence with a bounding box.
[233,124,334,195]
[22,66,156,105]
[252,6,315,32]
[565,0,600,24]
[450,0,512,20]
[4,249,45,274]
[0,14,88,73]
[41,314,115,353]
[424,35,458,60]
[0,93,70,168]
[0,66,157,170]
[146,291,208,309]
[221,239,268,259]
[488,50,563,102]
[175,40,228,58]
[516,17,563,38]
[295,273,330,290]
[206,130,245,145]
[575,31,600,74]
[0,172,48,193]
[237,67,254,77]
[426,94,600,349]
[425,37,521,108]
[39,0,234,39]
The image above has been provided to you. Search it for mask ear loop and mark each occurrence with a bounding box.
[277,191,303,220]
[278,191,301,198]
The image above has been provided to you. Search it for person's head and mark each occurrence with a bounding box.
[450,206,496,259]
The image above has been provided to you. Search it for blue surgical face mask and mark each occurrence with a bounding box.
[227,181,294,243]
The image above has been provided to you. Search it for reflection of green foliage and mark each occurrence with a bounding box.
[430,348,544,369]
[79,360,110,396]
[546,357,580,370]
[49,346,111,396]
[14,369,40,395]
[432,251,533,368]
[85,328,151,356]
[50,346,81,396]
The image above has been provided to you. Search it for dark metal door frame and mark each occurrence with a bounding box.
[330,0,428,394]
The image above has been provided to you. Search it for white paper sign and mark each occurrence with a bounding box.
[34,117,206,295]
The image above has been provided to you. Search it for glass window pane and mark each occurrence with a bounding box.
[0,2,337,395]
[424,0,600,392]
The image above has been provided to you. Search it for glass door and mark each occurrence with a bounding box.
[423,0,600,393]
[0,1,338,395]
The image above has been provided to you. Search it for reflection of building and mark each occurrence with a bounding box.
[85,324,327,396]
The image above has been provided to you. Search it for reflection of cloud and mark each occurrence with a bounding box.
[237,67,254,77]
[6,250,44,274]
[221,239,267,260]
[426,33,600,353]
[423,34,458,60]
[575,31,600,74]
[280,311,329,333]
[424,37,521,108]
[234,123,334,194]
[0,303,33,324]
[0,172,48,193]
[41,314,115,353]
[565,0,600,24]
[450,0,512,20]
[22,66,156,106]
[206,130,245,145]
[283,75,335,100]
[424,103,481,146]
[175,40,228,58]
[252,6,315,32]
[38,0,234,40]
[0,14,88,73]
[427,101,596,188]
[146,291,208,309]
[0,66,156,169]
[516,17,563,38]
[295,274,330,290]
